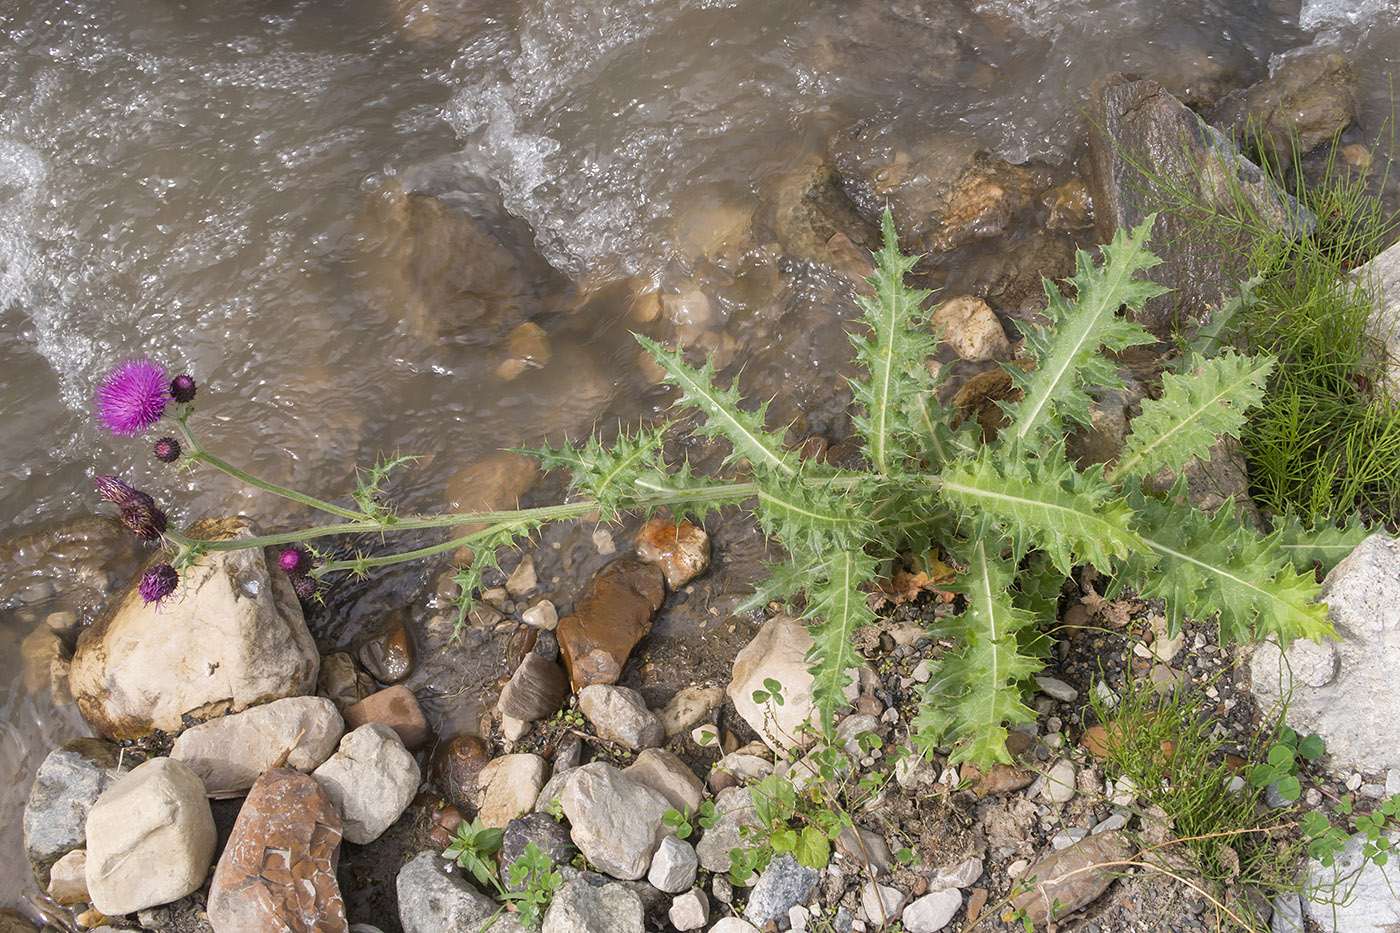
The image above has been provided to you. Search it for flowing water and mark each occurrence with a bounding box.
[1,0,1396,919]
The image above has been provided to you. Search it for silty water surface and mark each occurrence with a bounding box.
[0,0,1393,917]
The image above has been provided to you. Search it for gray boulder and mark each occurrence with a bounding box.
[559,763,671,881]
[1302,830,1400,932]
[541,878,644,933]
[23,739,134,887]
[397,850,527,933]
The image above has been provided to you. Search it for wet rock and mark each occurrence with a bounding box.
[362,159,567,347]
[21,623,70,701]
[695,786,761,873]
[657,684,726,737]
[501,812,577,891]
[746,854,820,928]
[769,154,879,279]
[477,753,549,829]
[506,554,538,597]
[85,757,216,916]
[522,599,558,631]
[358,612,416,685]
[1251,534,1400,772]
[1211,42,1358,165]
[956,227,1077,316]
[930,296,1011,363]
[69,518,319,740]
[429,732,492,811]
[559,762,672,881]
[830,120,1044,255]
[170,696,343,796]
[729,615,826,753]
[647,835,698,894]
[556,559,665,691]
[623,748,706,815]
[634,518,712,589]
[541,877,644,933]
[312,723,419,844]
[578,684,664,750]
[669,888,710,930]
[1147,436,1257,522]
[397,849,527,933]
[1087,73,1312,337]
[903,889,962,933]
[317,652,377,712]
[344,684,432,751]
[498,323,552,381]
[23,739,134,887]
[444,451,541,560]
[208,768,346,933]
[47,849,88,906]
[1010,830,1130,926]
[497,653,570,722]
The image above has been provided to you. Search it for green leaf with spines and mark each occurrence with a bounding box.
[1109,349,1275,482]
[848,207,936,473]
[522,425,669,517]
[735,553,828,615]
[939,439,1148,575]
[1274,509,1370,575]
[1007,216,1166,443]
[913,536,1041,767]
[628,460,755,525]
[1122,483,1333,644]
[751,468,874,556]
[801,547,878,738]
[636,335,796,477]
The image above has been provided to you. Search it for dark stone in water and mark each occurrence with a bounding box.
[429,732,493,812]
[359,611,417,685]
[1087,73,1313,337]
[556,559,665,691]
[500,812,577,892]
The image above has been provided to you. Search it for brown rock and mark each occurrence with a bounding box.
[634,518,712,589]
[343,685,431,751]
[429,732,493,811]
[358,611,416,685]
[208,768,346,933]
[930,296,1011,363]
[967,887,988,924]
[316,652,376,712]
[1010,830,1131,925]
[556,560,665,690]
[960,762,1035,797]
[497,653,570,722]
[428,803,466,850]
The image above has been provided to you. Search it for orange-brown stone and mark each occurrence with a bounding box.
[343,684,431,751]
[556,560,665,690]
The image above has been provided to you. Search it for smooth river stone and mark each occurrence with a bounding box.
[556,559,664,691]
[358,612,416,685]
[170,696,344,796]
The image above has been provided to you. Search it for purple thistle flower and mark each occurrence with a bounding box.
[153,437,182,463]
[96,357,170,437]
[138,563,180,607]
[93,474,147,506]
[278,545,312,577]
[120,500,168,540]
[170,373,197,404]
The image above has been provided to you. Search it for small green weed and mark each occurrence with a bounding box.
[661,801,718,840]
[502,842,562,929]
[1247,724,1325,802]
[442,816,505,890]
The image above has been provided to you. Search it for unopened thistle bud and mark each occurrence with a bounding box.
[293,574,318,601]
[170,373,197,404]
[153,437,182,463]
[120,500,168,540]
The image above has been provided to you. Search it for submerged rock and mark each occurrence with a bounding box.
[69,517,319,741]
[634,518,711,590]
[556,559,665,690]
[1087,73,1312,337]
[358,611,417,686]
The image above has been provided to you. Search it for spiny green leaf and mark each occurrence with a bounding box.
[521,425,669,516]
[1273,509,1369,575]
[752,469,873,556]
[735,552,828,615]
[914,537,1040,768]
[939,440,1148,575]
[636,335,796,477]
[628,461,755,524]
[849,207,936,473]
[1110,350,1274,482]
[803,548,878,739]
[1007,217,1166,443]
[1123,485,1333,645]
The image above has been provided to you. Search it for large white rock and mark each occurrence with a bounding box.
[312,723,420,844]
[84,757,216,916]
[70,518,319,740]
[1302,829,1400,932]
[578,684,664,750]
[559,762,672,881]
[729,615,824,752]
[171,696,344,796]
[1250,534,1400,771]
[477,753,549,829]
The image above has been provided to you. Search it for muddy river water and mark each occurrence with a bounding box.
[2,0,1397,918]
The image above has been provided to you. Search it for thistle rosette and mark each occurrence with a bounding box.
[95,358,171,437]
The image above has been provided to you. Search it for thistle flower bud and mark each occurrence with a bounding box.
[93,474,143,505]
[279,545,312,577]
[139,563,180,607]
[293,574,318,601]
[153,437,182,463]
[170,373,197,404]
[120,500,168,540]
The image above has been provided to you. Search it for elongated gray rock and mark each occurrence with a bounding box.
[559,763,671,881]
[171,696,343,796]
[578,684,663,750]
[84,757,216,916]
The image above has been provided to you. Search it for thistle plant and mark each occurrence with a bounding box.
[89,209,1357,768]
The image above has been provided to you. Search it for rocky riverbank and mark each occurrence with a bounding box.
[10,37,1400,933]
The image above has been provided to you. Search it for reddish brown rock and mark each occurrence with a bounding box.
[556,560,665,690]
[635,518,711,589]
[343,685,431,751]
[358,611,416,685]
[429,732,493,811]
[208,768,346,933]
[1010,830,1130,925]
